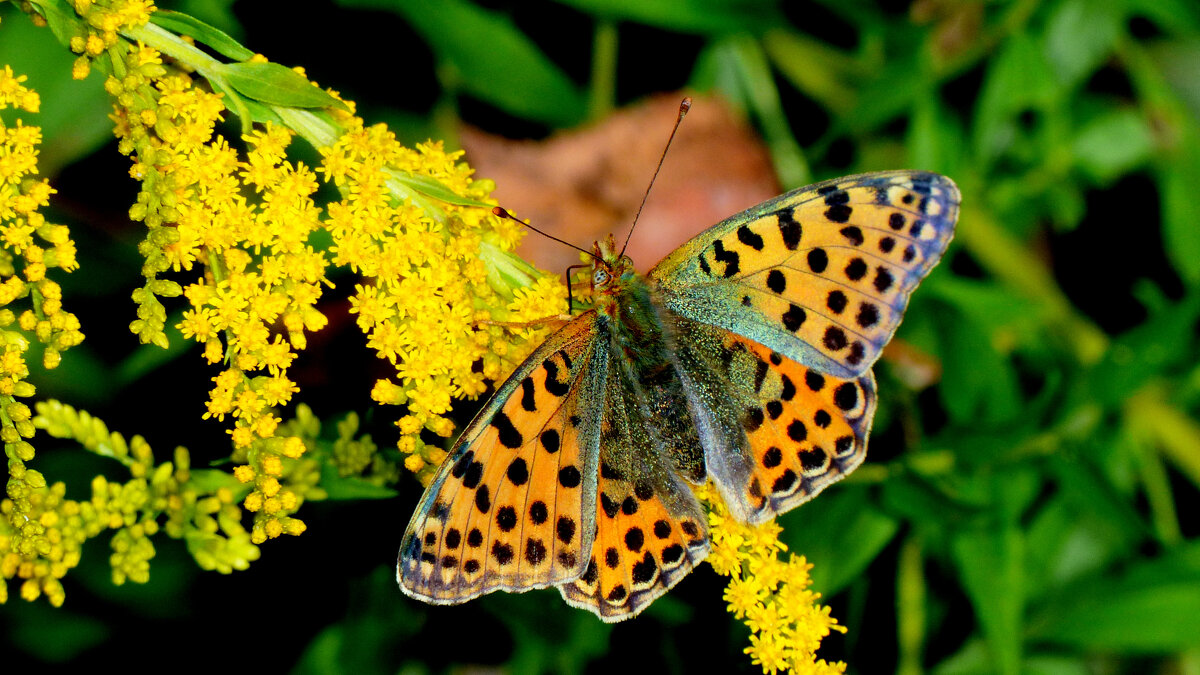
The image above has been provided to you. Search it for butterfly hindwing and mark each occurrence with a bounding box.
[650,171,959,380]
[667,316,875,524]
[398,313,608,604]
[559,353,710,621]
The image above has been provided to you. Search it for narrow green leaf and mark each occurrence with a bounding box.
[150,9,254,62]
[387,170,493,209]
[205,76,255,135]
[1029,542,1200,651]
[952,525,1024,675]
[540,0,780,34]
[217,61,345,110]
[717,34,809,187]
[319,473,398,500]
[1160,135,1200,284]
[25,0,79,47]
[1043,0,1122,87]
[973,33,1060,164]
[908,94,967,175]
[341,0,586,126]
[762,29,860,115]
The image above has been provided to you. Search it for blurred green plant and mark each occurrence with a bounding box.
[2,0,1199,673]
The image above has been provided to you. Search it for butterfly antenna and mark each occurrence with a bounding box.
[620,96,692,257]
[492,206,598,261]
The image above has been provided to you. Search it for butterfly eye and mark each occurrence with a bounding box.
[593,268,610,287]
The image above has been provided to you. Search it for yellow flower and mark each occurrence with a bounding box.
[695,483,846,674]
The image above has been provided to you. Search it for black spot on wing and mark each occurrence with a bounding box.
[845,258,867,281]
[807,249,828,273]
[824,190,852,223]
[777,209,802,250]
[712,240,740,278]
[767,269,787,294]
[782,305,807,332]
[491,412,523,449]
[520,377,536,411]
[737,225,764,251]
[543,359,570,396]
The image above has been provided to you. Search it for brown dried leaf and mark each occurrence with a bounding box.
[461,93,779,275]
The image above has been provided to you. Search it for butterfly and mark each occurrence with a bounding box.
[398,170,959,622]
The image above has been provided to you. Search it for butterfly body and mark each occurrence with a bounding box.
[399,171,959,621]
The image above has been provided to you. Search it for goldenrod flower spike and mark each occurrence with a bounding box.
[695,483,848,675]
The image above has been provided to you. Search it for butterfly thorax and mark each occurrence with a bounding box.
[588,235,708,486]
[589,234,666,363]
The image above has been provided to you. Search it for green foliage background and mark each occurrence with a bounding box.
[3,0,1200,673]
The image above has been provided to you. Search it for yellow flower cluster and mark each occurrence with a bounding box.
[0,66,86,606]
[320,121,564,485]
[695,483,847,675]
[1,400,264,605]
[62,0,157,80]
[105,37,333,542]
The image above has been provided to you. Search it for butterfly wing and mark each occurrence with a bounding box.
[559,339,711,622]
[651,171,957,523]
[650,171,959,380]
[398,312,608,604]
[669,316,876,524]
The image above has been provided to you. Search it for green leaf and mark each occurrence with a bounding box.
[1043,0,1123,88]
[713,34,809,187]
[5,602,109,663]
[149,9,254,62]
[387,169,493,209]
[935,641,1092,675]
[973,33,1060,164]
[1072,108,1153,182]
[0,8,112,175]
[1160,134,1200,284]
[1029,541,1200,651]
[188,468,250,495]
[1148,38,1200,120]
[952,525,1025,675]
[935,305,1022,426]
[340,0,586,126]
[908,94,966,175]
[25,0,79,47]
[216,61,345,110]
[841,53,925,136]
[762,29,860,115]
[545,0,781,34]
[782,488,899,596]
[319,471,398,500]
[1123,0,1200,34]
[1084,291,1200,407]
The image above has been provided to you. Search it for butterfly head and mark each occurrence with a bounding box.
[592,234,636,294]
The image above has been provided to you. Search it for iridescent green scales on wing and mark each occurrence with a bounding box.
[399,170,959,622]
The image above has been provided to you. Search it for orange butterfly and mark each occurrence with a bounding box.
[399,169,958,621]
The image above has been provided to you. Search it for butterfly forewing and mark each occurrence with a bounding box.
[398,313,607,603]
[650,171,959,380]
